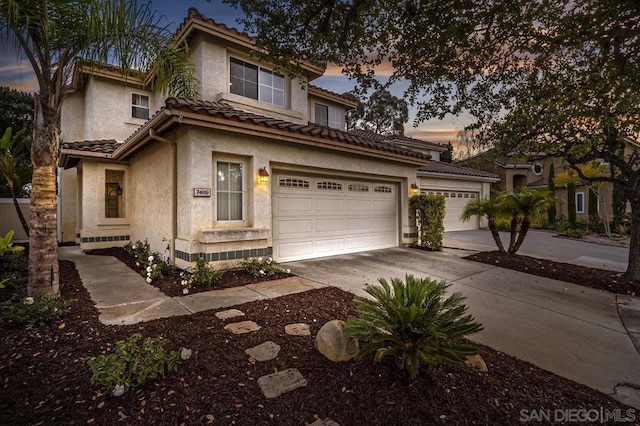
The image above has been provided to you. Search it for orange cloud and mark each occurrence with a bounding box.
[405,128,458,143]
[323,60,395,77]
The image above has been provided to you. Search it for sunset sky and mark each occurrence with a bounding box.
[0,0,469,147]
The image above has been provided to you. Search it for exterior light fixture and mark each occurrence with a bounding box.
[258,167,270,183]
[410,183,419,196]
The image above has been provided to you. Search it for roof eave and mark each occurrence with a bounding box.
[417,170,500,182]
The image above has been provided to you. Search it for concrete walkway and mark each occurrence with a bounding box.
[59,246,323,325]
[284,247,640,409]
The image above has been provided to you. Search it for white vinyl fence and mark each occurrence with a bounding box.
[0,198,29,242]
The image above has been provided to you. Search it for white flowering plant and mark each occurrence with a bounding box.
[126,240,174,284]
[180,258,222,294]
[241,257,290,279]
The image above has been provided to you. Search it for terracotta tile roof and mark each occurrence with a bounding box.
[527,177,549,187]
[308,84,358,107]
[348,129,445,151]
[419,161,500,179]
[61,139,120,154]
[177,8,254,43]
[164,98,431,161]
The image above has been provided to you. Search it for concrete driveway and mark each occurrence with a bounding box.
[283,245,640,409]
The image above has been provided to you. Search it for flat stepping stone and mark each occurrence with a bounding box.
[215,309,245,320]
[224,320,261,334]
[309,419,341,426]
[257,368,307,399]
[245,341,281,362]
[285,323,310,336]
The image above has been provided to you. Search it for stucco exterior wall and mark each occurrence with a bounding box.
[77,161,131,250]
[129,141,174,260]
[173,126,418,269]
[77,76,155,142]
[60,92,85,142]
[59,168,78,243]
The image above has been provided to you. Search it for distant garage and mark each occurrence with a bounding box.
[417,161,500,232]
[272,172,399,262]
[420,189,480,231]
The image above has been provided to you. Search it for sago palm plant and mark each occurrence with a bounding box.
[344,275,483,378]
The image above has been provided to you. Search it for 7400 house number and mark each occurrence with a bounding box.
[193,188,211,197]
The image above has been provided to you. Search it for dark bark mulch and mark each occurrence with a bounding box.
[0,260,633,425]
[464,250,639,296]
[86,247,293,297]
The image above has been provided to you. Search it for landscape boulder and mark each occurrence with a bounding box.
[464,354,488,372]
[314,320,359,362]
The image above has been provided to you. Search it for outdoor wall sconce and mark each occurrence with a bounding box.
[410,183,419,196]
[258,167,270,183]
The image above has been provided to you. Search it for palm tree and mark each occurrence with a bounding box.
[503,188,554,254]
[460,192,507,252]
[0,0,199,297]
[0,127,30,235]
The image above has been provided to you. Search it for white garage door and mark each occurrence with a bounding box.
[273,174,399,262]
[421,190,479,231]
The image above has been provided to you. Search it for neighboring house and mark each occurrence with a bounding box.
[57,8,498,268]
[460,147,636,222]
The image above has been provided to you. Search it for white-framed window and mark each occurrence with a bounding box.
[314,103,343,129]
[230,57,285,107]
[105,170,125,218]
[216,161,244,221]
[576,191,585,214]
[131,93,150,120]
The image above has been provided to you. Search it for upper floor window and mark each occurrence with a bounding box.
[230,57,285,107]
[131,93,150,120]
[314,103,343,129]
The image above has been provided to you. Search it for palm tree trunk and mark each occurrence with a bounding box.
[8,180,29,235]
[488,219,506,252]
[510,217,531,254]
[28,96,59,298]
[508,216,518,253]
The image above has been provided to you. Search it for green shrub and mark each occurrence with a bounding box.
[241,256,288,278]
[563,228,587,238]
[0,230,25,257]
[2,295,70,326]
[88,333,180,391]
[344,275,483,378]
[410,194,445,251]
[180,257,222,294]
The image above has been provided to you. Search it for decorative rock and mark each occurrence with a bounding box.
[257,368,307,398]
[224,320,261,334]
[309,419,341,426]
[112,384,125,397]
[285,323,310,336]
[314,320,359,362]
[245,341,281,362]
[464,354,488,372]
[215,309,245,320]
[180,348,192,360]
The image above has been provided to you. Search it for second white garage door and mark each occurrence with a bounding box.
[421,189,479,231]
[273,174,399,262]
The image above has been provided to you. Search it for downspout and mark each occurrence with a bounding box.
[148,128,177,264]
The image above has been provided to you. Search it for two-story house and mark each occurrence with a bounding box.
[58,8,498,268]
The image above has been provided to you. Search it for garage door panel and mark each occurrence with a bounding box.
[346,199,371,212]
[315,218,345,232]
[273,174,399,262]
[277,241,314,258]
[275,196,313,214]
[316,198,345,212]
[347,217,371,230]
[274,219,313,237]
[315,238,345,253]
